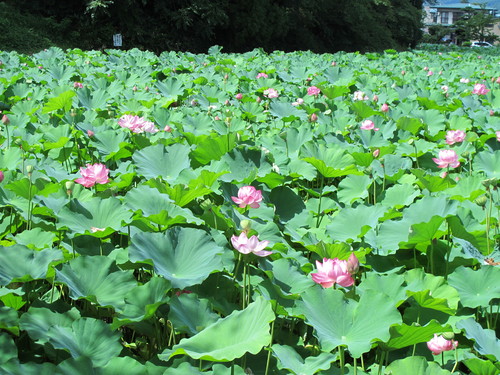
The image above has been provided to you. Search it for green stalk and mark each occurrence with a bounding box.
[242,261,247,309]
[353,357,358,375]
[316,174,324,228]
[264,319,276,375]
[486,189,492,255]
[339,346,345,375]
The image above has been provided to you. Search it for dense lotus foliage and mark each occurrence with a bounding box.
[0,46,499,374]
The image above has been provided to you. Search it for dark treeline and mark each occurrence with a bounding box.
[2,0,424,53]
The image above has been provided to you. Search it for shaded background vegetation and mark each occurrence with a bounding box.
[1,0,424,54]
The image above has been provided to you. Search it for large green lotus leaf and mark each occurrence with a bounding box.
[336,174,371,204]
[216,147,273,183]
[446,175,485,202]
[457,318,500,360]
[380,183,420,209]
[448,266,500,308]
[463,357,500,375]
[327,204,387,243]
[269,186,306,222]
[76,87,109,110]
[0,332,17,365]
[260,257,314,296]
[124,185,202,226]
[302,143,360,178]
[357,273,407,307]
[90,130,129,160]
[383,154,413,177]
[56,357,95,375]
[133,143,191,182]
[272,344,336,374]
[351,101,377,119]
[155,78,185,97]
[114,276,170,325]
[207,364,247,375]
[412,170,453,193]
[190,133,237,165]
[404,269,459,314]
[165,296,274,361]
[0,148,22,170]
[101,357,165,375]
[396,116,424,135]
[0,306,19,335]
[1,360,56,375]
[405,216,445,245]
[269,101,305,122]
[13,227,57,250]
[57,197,132,235]
[128,227,223,289]
[47,317,122,367]
[0,245,62,286]
[168,293,220,335]
[473,150,500,178]
[418,109,446,136]
[296,288,401,358]
[56,256,136,310]
[19,306,81,344]
[403,196,458,225]
[42,90,76,113]
[164,170,225,207]
[385,356,452,375]
[386,320,452,350]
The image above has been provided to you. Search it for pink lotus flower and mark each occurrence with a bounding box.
[90,227,105,233]
[73,82,83,89]
[292,98,304,106]
[373,149,380,158]
[310,113,318,122]
[372,95,379,102]
[231,186,263,208]
[381,103,389,113]
[311,258,354,288]
[427,334,458,355]
[0,171,4,183]
[235,93,243,100]
[496,77,500,84]
[496,131,500,142]
[1,114,9,125]
[353,91,368,101]
[256,72,268,79]
[427,70,434,76]
[472,84,490,95]
[87,130,95,137]
[75,163,110,188]
[307,86,321,96]
[164,125,172,132]
[460,78,470,83]
[445,130,466,145]
[118,115,158,134]
[346,253,360,274]
[231,232,272,257]
[360,120,379,131]
[441,85,449,93]
[432,150,460,169]
[263,88,279,99]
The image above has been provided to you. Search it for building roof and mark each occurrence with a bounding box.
[429,3,496,11]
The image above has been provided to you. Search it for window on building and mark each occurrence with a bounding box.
[452,12,463,23]
[441,12,449,24]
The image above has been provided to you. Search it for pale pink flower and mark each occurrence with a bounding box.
[231,232,271,257]
[73,82,83,89]
[490,110,495,116]
[472,84,490,95]
[423,66,429,71]
[440,171,448,179]
[353,91,368,101]
[292,98,304,106]
[1,114,9,125]
[75,163,110,188]
[460,78,470,83]
[445,130,466,145]
[256,72,268,79]
[427,334,458,355]
[90,227,105,233]
[311,258,354,288]
[231,186,263,208]
[235,93,243,100]
[310,113,318,122]
[373,149,380,158]
[441,85,449,93]
[432,150,460,169]
[0,171,4,183]
[401,70,406,75]
[346,253,360,274]
[427,70,434,76]
[496,131,500,142]
[118,115,158,134]
[496,77,500,84]
[372,95,379,102]
[307,86,321,96]
[381,103,389,113]
[87,130,95,137]
[164,125,172,132]
[331,61,337,66]
[360,120,379,131]
[263,88,279,99]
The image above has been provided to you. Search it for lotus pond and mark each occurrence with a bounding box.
[0,46,499,374]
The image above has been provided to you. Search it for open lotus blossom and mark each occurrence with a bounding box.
[381,103,389,112]
[75,163,110,187]
[292,98,304,106]
[263,88,279,98]
[231,232,272,257]
[256,72,268,79]
[496,131,500,142]
[73,82,83,89]
[427,334,458,355]
[90,227,105,233]
[307,86,321,96]
[231,185,263,208]
[118,115,159,134]
[472,83,490,95]
[311,258,355,288]
[445,130,466,145]
[360,120,379,131]
[353,91,368,101]
[460,78,470,83]
[441,85,449,93]
[432,149,460,169]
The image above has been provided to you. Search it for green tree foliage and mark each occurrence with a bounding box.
[1,0,424,53]
[454,6,499,44]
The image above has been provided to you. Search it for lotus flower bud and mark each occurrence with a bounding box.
[481,178,498,188]
[381,103,389,113]
[240,219,251,233]
[346,253,360,274]
[372,149,380,158]
[164,125,172,132]
[235,93,243,100]
[474,196,488,207]
[372,95,379,102]
[1,114,9,125]
[0,171,4,183]
[256,96,262,103]
[65,181,75,196]
[310,113,318,122]
[87,130,95,137]
[225,99,230,106]
[441,332,455,340]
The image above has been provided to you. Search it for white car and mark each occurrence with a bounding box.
[471,41,494,47]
